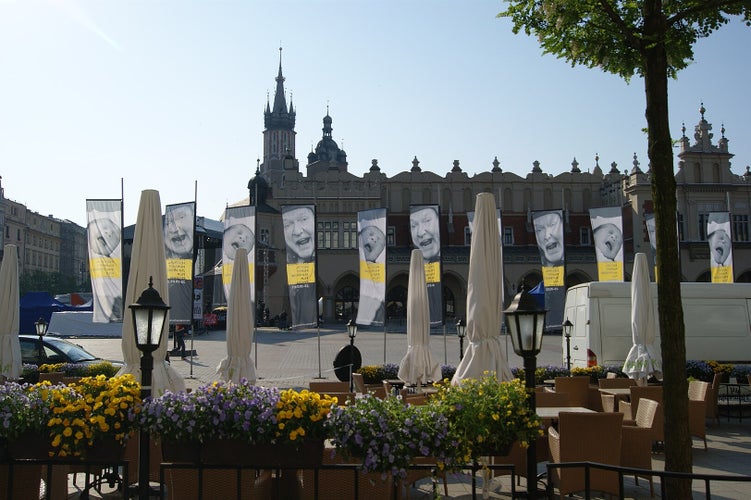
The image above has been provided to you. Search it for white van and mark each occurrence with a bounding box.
[562,282,751,368]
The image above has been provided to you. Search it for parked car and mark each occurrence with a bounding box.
[19,335,124,367]
[209,306,227,329]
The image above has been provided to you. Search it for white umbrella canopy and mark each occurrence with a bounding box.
[118,190,185,395]
[0,244,22,379]
[398,249,442,386]
[623,252,662,383]
[217,248,257,384]
[452,193,512,384]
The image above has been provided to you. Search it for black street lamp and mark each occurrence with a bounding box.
[129,277,169,500]
[504,284,547,499]
[35,317,48,365]
[455,318,466,361]
[562,318,573,372]
[347,319,358,392]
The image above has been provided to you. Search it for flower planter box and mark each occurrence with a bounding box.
[201,439,324,468]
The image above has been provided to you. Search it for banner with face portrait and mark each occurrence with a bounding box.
[222,205,256,304]
[589,207,624,282]
[708,212,733,283]
[164,202,195,325]
[86,199,123,323]
[410,205,442,326]
[356,208,387,327]
[532,209,565,331]
[282,205,318,329]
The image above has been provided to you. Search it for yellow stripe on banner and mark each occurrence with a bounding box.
[222,263,256,285]
[424,261,440,284]
[360,260,385,283]
[711,265,734,283]
[89,258,121,279]
[222,263,233,285]
[542,266,564,287]
[597,261,623,282]
[287,262,315,285]
[167,259,192,280]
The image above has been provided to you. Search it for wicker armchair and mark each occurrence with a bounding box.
[621,398,659,496]
[536,391,571,408]
[554,376,591,407]
[706,373,721,425]
[618,386,663,444]
[547,412,624,499]
[300,448,393,499]
[598,377,636,412]
[688,380,709,450]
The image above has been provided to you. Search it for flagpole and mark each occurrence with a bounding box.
[188,181,198,379]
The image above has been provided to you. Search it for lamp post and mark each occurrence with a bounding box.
[347,319,358,392]
[35,317,48,365]
[129,277,169,500]
[562,318,573,372]
[455,318,466,361]
[504,284,547,499]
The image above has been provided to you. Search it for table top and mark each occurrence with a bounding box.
[536,406,596,419]
[597,387,632,396]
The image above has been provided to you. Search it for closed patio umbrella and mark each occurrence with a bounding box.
[217,247,257,384]
[398,249,442,386]
[118,189,185,395]
[452,193,512,383]
[623,252,662,383]
[0,244,22,379]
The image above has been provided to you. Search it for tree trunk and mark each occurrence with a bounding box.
[643,2,692,497]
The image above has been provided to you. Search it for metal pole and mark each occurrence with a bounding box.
[443,324,447,365]
[315,322,324,379]
[524,354,538,499]
[459,336,464,361]
[565,334,571,371]
[37,334,44,364]
[139,351,154,500]
[349,336,355,393]
[383,325,387,365]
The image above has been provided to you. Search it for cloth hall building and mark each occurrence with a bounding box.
[223,58,751,328]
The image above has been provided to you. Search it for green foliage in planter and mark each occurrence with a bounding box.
[512,365,569,385]
[357,363,400,384]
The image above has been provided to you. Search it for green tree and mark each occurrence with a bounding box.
[499,1,750,496]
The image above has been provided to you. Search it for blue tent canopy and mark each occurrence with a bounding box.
[19,292,87,335]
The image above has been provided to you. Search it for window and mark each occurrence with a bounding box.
[259,228,270,244]
[677,213,684,241]
[464,226,471,246]
[386,226,395,246]
[733,214,749,242]
[698,213,709,241]
[503,227,514,246]
[342,221,357,249]
[580,227,591,246]
[317,221,339,249]
[16,229,20,241]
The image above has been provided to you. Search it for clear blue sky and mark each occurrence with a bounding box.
[1,1,749,227]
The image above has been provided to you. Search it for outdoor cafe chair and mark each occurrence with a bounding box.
[554,376,590,407]
[547,411,624,499]
[619,386,664,445]
[706,373,722,425]
[688,380,709,450]
[598,377,636,413]
[621,398,660,496]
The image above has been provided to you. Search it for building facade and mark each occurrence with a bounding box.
[232,57,751,328]
[0,176,89,292]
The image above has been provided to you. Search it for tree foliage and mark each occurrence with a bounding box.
[499,1,749,497]
[501,1,750,80]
